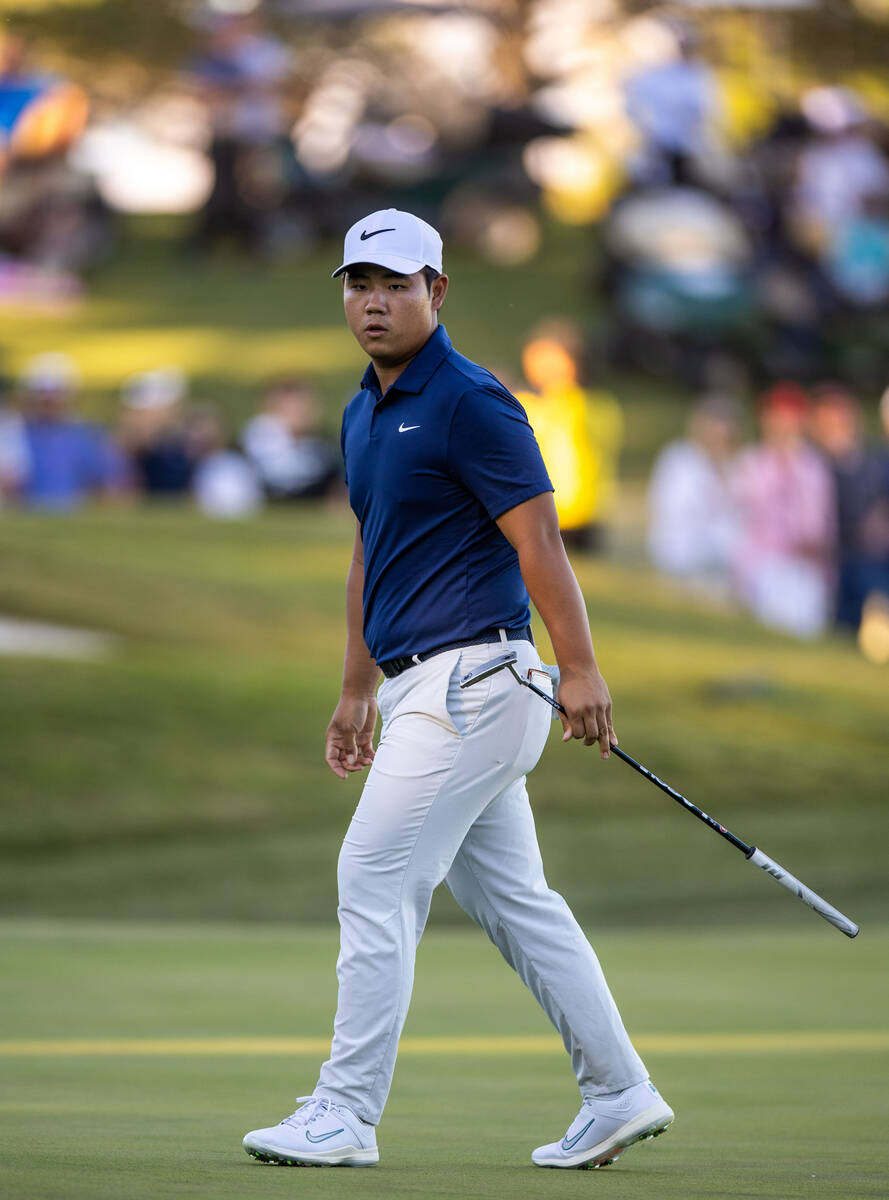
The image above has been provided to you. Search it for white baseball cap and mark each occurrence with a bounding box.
[331,208,443,279]
[121,367,187,411]
[20,352,80,394]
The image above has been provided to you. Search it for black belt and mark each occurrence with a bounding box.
[378,625,534,680]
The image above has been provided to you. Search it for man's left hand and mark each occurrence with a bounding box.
[556,668,616,759]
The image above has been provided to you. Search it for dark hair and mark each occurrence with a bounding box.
[341,265,441,291]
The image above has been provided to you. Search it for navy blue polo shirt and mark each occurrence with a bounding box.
[340,324,553,663]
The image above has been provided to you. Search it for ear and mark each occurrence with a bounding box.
[430,273,449,313]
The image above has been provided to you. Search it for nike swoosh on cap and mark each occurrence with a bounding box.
[360,228,396,240]
[305,1127,345,1143]
[561,1117,595,1151]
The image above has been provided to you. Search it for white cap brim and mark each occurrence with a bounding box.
[331,251,429,279]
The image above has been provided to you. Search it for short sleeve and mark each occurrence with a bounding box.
[448,385,553,519]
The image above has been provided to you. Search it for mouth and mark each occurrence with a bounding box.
[364,324,388,337]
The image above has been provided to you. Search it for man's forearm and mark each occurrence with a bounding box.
[343,556,381,698]
[497,493,614,752]
[497,495,601,674]
[515,526,600,675]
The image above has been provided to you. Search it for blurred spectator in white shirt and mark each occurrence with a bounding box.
[0,376,29,502]
[792,89,889,252]
[730,383,836,639]
[186,402,262,520]
[647,393,741,596]
[242,377,341,501]
[624,20,722,186]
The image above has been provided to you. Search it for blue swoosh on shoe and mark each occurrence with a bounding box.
[305,1127,345,1143]
[561,1117,596,1151]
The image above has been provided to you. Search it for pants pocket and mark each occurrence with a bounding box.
[445,649,494,737]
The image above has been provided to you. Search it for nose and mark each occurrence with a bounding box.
[364,286,387,313]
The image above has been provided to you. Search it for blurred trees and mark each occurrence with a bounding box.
[0,0,887,85]
[1,0,190,91]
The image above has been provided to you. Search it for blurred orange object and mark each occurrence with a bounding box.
[10,83,88,159]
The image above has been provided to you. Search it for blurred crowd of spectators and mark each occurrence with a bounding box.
[0,352,342,519]
[602,26,889,392]
[4,9,889,662]
[4,9,889,379]
[4,329,889,660]
[506,318,889,653]
[648,382,889,656]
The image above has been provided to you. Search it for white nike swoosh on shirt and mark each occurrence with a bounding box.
[398,422,421,432]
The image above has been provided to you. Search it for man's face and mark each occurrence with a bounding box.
[25,387,70,422]
[342,265,447,365]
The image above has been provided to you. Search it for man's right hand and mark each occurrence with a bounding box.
[325,695,377,779]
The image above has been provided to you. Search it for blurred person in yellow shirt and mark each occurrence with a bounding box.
[516,320,623,551]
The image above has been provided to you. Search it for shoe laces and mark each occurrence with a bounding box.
[282,1096,335,1129]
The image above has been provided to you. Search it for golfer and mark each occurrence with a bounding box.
[243,209,673,1169]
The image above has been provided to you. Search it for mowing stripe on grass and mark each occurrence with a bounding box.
[1,1031,887,1057]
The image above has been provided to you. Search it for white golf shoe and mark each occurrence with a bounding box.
[532,1079,673,1169]
[242,1096,379,1167]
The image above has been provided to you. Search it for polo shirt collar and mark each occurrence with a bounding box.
[360,324,452,398]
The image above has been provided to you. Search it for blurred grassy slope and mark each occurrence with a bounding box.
[0,507,885,929]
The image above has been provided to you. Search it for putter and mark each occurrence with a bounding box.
[460,651,860,939]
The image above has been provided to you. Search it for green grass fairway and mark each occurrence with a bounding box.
[1,920,886,1200]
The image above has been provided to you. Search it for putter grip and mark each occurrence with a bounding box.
[747,848,859,938]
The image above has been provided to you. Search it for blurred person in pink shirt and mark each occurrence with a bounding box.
[730,383,836,638]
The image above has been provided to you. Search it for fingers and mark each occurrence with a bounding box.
[596,719,610,760]
[325,747,369,778]
[357,712,377,764]
[559,696,592,745]
[561,709,598,745]
[561,705,616,758]
[324,696,377,779]
[556,674,615,758]
[324,743,348,780]
[325,731,364,779]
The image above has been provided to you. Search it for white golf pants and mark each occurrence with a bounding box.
[315,637,648,1123]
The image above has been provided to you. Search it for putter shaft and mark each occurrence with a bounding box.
[515,669,859,938]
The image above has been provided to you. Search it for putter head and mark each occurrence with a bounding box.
[459,650,518,689]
